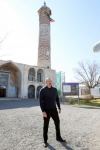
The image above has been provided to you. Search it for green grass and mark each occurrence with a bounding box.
[69,99,100,107]
[78,99,100,107]
[62,97,100,107]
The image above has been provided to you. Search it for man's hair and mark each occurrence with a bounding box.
[45,77,52,82]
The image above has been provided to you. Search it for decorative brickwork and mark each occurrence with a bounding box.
[38,3,52,68]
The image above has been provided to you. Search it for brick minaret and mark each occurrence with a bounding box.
[38,2,53,69]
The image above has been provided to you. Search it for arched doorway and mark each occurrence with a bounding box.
[36,86,42,99]
[0,86,6,97]
[0,62,21,98]
[28,85,35,98]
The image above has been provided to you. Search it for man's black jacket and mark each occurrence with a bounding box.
[39,86,61,112]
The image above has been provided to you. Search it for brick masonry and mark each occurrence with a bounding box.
[38,4,51,69]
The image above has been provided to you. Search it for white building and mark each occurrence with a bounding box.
[91,85,100,98]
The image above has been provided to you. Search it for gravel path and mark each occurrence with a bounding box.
[0,100,100,150]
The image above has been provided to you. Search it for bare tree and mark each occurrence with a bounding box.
[75,61,100,94]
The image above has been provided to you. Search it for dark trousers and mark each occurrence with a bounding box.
[43,108,61,142]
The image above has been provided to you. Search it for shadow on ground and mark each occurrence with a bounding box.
[0,99,39,110]
[47,142,73,150]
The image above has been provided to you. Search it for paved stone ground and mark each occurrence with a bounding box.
[0,99,100,150]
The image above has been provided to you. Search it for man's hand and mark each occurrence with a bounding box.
[58,109,61,113]
[43,112,47,118]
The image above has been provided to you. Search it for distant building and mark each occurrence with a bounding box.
[91,84,100,98]
[56,72,65,96]
[79,84,100,98]
[0,3,56,99]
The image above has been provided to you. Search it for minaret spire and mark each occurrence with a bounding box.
[44,1,46,7]
[38,3,52,68]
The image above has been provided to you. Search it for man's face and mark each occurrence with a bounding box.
[46,79,52,88]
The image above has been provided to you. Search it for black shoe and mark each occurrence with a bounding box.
[43,142,48,148]
[56,137,66,142]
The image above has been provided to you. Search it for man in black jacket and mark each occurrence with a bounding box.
[39,78,66,147]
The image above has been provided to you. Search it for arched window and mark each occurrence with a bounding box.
[37,69,43,82]
[28,68,35,81]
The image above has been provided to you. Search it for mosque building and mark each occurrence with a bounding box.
[0,2,56,99]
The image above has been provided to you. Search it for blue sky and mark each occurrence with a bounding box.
[0,0,100,81]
